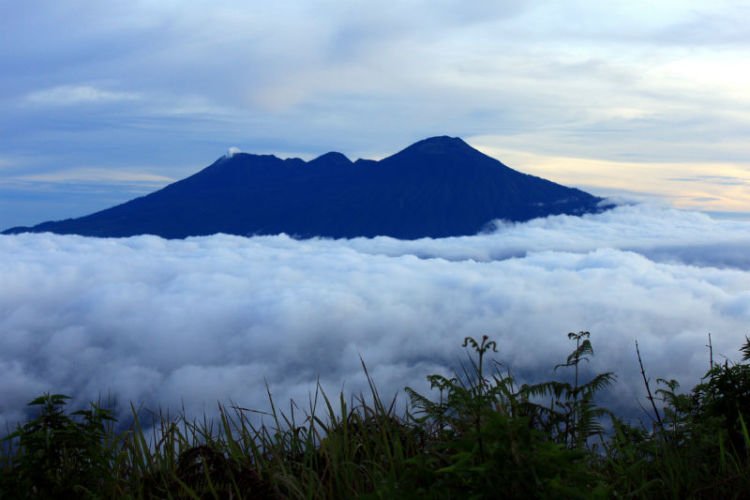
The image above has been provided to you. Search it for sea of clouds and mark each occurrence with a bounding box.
[2,204,750,429]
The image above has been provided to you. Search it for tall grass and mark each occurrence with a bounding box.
[2,332,749,499]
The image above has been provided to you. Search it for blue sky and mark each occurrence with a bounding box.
[2,0,750,228]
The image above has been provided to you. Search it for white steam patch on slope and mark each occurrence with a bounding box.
[2,205,750,428]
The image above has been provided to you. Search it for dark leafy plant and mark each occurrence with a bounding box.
[0,393,119,498]
[405,333,611,499]
[604,336,750,498]
[519,332,615,449]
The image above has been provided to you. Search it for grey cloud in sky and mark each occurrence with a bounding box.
[669,176,748,186]
[24,85,141,106]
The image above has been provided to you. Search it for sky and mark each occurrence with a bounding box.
[3,205,750,429]
[2,1,750,229]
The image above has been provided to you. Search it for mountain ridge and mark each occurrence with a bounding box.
[3,136,610,239]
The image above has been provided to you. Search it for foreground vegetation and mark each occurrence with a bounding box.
[2,332,749,499]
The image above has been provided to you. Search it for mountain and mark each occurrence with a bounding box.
[3,136,608,239]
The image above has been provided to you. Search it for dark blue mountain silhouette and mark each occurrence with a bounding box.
[3,136,608,239]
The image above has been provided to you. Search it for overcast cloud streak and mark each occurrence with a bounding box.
[2,205,750,428]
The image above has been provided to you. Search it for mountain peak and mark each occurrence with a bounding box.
[417,135,467,146]
[310,151,352,166]
[395,136,476,157]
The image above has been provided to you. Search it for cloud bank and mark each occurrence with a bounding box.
[2,205,750,429]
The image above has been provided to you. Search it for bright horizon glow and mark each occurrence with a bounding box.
[472,141,750,213]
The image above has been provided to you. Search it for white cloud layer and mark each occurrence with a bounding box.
[2,205,750,429]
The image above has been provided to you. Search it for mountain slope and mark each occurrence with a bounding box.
[3,136,608,239]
